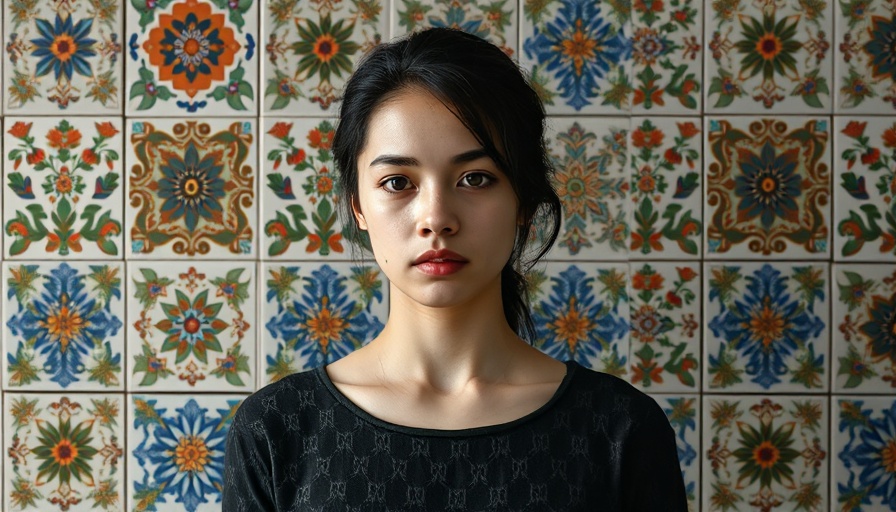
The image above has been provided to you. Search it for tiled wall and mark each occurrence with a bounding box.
[0,0,893,510]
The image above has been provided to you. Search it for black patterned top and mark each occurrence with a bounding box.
[223,361,687,511]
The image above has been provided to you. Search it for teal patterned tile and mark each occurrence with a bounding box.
[391,0,517,55]
[834,0,896,113]
[651,394,700,511]
[832,396,896,511]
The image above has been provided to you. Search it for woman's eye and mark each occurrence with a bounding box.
[461,173,493,188]
[382,176,411,192]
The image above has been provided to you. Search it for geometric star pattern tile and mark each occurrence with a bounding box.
[834,117,896,261]
[125,0,258,116]
[521,0,631,115]
[832,396,896,511]
[704,0,833,114]
[702,395,829,511]
[544,117,629,261]
[127,394,240,512]
[703,261,830,393]
[2,261,125,392]
[832,263,896,393]
[125,118,257,259]
[261,262,388,385]
[4,392,125,511]
[263,0,385,114]
[530,262,630,376]
[834,0,896,114]
[630,262,701,393]
[652,394,700,512]
[126,262,256,393]
[704,117,832,259]
[629,117,703,259]
[3,0,123,114]
[3,118,124,259]
[391,0,518,55]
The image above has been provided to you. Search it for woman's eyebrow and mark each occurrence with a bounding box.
[368,149,490,168]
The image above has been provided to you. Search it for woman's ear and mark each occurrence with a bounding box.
[351,195,368,230]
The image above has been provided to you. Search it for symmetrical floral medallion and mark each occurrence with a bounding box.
[834,0,896,113]
[542,117,629,260]
[392,0,517,54]
[629,117,702,258]
[128,394,239,512]
[704,262,829,393]
[127,262,255,392]
[521,0,631,114]
[4,118,123,258]
[264,0,384,113]
[5,393,124,511]
[833,397,896,510]
[3,0,123,113]
[705,117,831,258]
[704,0,833,113]
[262,118,355,259]
[652,394,700,511]
[833,264,896,393]
[834,118,896,260]
[126,0,257,115]
[3,262,124,391]
[530,263,629,375]
[630,0,702,114]
[629,263,700,392]
[126,119,256,258]
[703,396,829,511]
[262,262,388,382]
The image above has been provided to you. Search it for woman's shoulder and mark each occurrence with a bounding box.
[563,361,668,427]
[233,368,326,425]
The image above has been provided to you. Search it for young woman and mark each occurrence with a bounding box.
[224,28,687,511]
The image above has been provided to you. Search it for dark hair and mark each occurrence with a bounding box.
[332,28,561,341]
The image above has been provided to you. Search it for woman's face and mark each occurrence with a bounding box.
[353,88,519,310]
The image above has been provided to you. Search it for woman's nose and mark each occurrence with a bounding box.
[416,187,459,236]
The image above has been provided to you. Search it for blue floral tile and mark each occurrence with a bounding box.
[834,0,896,114]
[5,393,124,511]
[703,395,829,511]
[521,0,631,114]
[833,396,896,511]
[3,0,123,114]
[543,117,629,260]
[261,262,388,384]
[832,264,896,393]
[391,0,518,55]
[2,261,125,391]
[128,394,240,512]
[263,0,385,113]
[126,262,256,392]
[529,262,629,376]
[651,394,700,511]
[703,261,830,393]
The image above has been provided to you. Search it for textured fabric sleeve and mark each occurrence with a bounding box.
[223,401,277,512]
[620,398,689,511]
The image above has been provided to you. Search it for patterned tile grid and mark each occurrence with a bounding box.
[0,0,895,510]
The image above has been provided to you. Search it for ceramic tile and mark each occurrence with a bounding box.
[3,0,123,114]
[125,118,257,259]
[702,395,829,511]
[630,0,702,114]
[261,262,388,383]
[651,394,700,511]
[521,0,631,114]
[125,0,258,115]
[391,0,518,55]
[834,0,896,114]
[263,0,385,114]
[127,394,240,512]
[704,0,833,113]
[5,393,124,511]
[3,118,123,259]
[630,262,701,392]
[833,117,896,261]
[542,117,629,260]
[704,117,832,259]
[530,262,630,376]
[832,396,896,511]
[261,118,357,260]
[703,261,830,393]
[126,261,256,392]
[629,117,703,259]
[2,261,125,391]
[832,264,896,393]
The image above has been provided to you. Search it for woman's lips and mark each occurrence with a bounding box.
[413,249,468,275]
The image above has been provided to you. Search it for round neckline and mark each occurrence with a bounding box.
[316,360,579,438]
